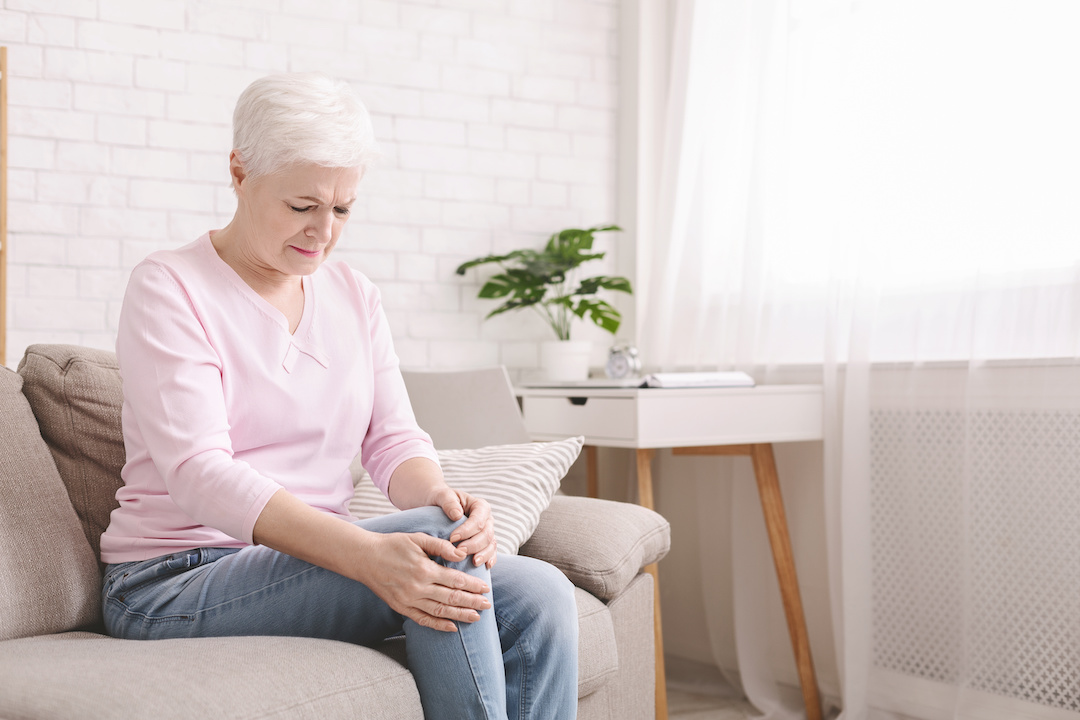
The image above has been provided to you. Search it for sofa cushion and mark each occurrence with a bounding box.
[18,344,125,561]
[0,632,424,719]
[0,366,101,640]
[350,437,584,554]
[520,495,671,602]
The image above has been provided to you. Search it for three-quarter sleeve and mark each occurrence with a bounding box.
[354,274,440,499]
[116,261,283,544]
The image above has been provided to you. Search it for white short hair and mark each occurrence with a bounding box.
[232,73,380,179]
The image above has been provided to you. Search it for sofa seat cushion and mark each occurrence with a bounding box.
[0,366,101,640]
[0,632,425,720]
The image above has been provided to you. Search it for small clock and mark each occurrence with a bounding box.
[605,342,641,379]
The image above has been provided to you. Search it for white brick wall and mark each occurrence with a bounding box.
[2,0,620,373]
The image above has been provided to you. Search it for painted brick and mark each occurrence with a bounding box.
[538,154,607,183]
[456,38,526,73]
[8,233,67,265]
[421,92,490,124]
[56,141,110,173]
[366,57,441,90]
[27,266,79,298]
[531,181,569,207]
[97,114,149,147]
[243,42,290,72]
[68,236,122,268]
[506,127,571,154]
[347,25,418,58]
[366,197,443,227]
[135,58,187,92]
[189,6,269,39]
[76,20,160,56]
[88,177,130,206]
[130,179,217,212]
[280,0,361,22]
[426,339,499,369]
[10,107,95,141]
[423,174,495,203]
[26,14,76,46]
[9,77,72,109]
[395,118,467,146]
[36,171,92,203]
[7,170,37,201]
[354,84,423,116]
[507,0,554,21]
[399,5,470,35]
[513,76,577,104]
[496,179,530,205]
[268,14,346,49]
[80,207,168,239]
[0,10,28,41]
[419,34,455,63]
[500,341,540,368]
[467,124,505,150]
[442,201,511,230]
[511,206,582,233]
[8,201,79,234]
[166,93,233,124]
[441,65,510,97]
[468,149,536,179]
[396,253,439,282]
[14,297,107,331]
[362,168,425,199]
[491,98,556,128]
[352,225,422,253]
[158,31,246,67]
[333,249,396,281]
[5,0,96,19]
[409,311,479,340]
[111,147,188,179]
[421,227,492,256]
[43,48,134,85]
[74,84,165,118]
[168,213,224,244]
[5,45,44,78]
[392,338,429,368]
[526,49,593,79]
[358,0,400,27]
[148,120,231,153]
[398,143,470,173]
[98,0,186,30]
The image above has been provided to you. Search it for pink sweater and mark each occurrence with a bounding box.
[99,234,439,564]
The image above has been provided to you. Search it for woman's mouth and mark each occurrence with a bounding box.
[291,246,321,258]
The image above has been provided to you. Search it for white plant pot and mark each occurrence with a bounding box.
[540,340,592,381]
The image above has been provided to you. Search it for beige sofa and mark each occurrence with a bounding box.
[0,344,670,720]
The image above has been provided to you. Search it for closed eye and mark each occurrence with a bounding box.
[289,205,315,213]
[334,206,351,216]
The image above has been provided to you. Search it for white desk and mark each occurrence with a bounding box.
[518,384,825,720]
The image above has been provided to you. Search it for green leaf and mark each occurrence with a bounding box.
[574,275,633,295]
[572,298,621,335]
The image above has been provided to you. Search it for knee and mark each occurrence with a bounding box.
[355,506,465,541]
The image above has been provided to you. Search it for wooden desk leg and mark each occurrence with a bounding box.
[585,444,599,499]
[636,449,668,720]
[750,444,823,720]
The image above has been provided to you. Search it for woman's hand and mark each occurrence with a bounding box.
[358,530,492,633]
[428,487,498,569]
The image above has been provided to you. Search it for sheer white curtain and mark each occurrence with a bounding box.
[638,1,1080,719]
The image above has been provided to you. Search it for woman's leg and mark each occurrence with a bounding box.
[102,507,508,719]
[490,554,579,720]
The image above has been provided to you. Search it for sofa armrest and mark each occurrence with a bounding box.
[519,495,670,602]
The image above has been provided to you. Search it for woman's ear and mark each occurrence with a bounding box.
[228,151,248,193]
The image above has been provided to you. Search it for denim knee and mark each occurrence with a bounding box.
[354,505,466,542]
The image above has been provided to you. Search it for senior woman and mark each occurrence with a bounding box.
[98,73,578,720]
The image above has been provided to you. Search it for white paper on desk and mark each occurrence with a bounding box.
[643,371,755,388]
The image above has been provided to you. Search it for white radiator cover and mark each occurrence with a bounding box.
[871,407,1080,715]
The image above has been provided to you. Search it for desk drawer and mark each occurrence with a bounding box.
[522,396,637,443]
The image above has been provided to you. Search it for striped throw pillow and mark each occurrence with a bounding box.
[350,437,584,555]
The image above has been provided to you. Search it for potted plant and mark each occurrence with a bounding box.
[455,225,632,380]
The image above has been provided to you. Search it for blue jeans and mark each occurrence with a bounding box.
[102,507,578,720]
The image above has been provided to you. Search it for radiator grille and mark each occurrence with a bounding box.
[871,408,1080,712]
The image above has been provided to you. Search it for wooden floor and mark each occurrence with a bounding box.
[665,656,756,720]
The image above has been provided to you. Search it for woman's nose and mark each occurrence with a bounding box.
[307,210,334,242]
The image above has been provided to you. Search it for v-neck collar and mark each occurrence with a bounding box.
[199,233,329,372]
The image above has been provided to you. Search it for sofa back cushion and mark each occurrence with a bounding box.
[17,345,125,562]
[0,364,101,640]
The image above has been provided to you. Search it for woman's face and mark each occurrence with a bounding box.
[235,161,361,278]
